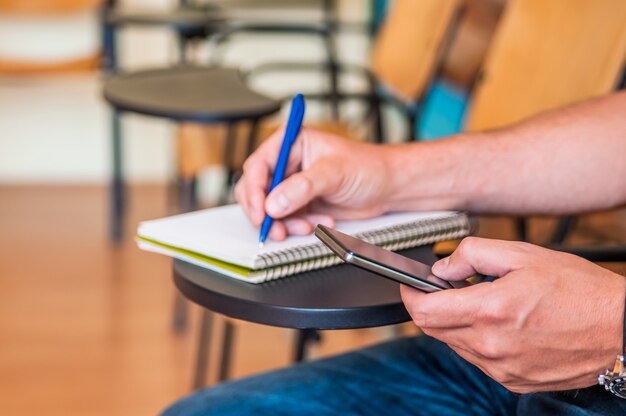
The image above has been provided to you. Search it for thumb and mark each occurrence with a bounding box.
[265,159,340,218]
[432,237,522,281]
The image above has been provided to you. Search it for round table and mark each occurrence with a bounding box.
[173,245,437,330]
[174,245,435,387]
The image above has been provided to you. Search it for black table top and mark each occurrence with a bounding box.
[103,66,282,123]
[173,245,437,330]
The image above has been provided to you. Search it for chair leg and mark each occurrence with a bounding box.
[101,16,117,73]
[322,0,340,120]
[218,320,236,382]
[516,217,528,242]
[220,123,237,205]
[374,102,385,144]
[245,118,259,158]
[169,175,198,333]
[192,309,214,390]
[178,175,198,213]
[172,292,189,334]
[292,329,321,363]
[551,216,577,244]
[406,108,417,142]
[110,110,125,243]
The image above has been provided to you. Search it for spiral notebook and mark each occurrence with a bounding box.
[137,204,470,284]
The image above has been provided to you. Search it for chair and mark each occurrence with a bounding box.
[255,0,463,143]
[175,0,463,183]
[103,0,356,240]
[0,0,102,74]
[101,0,226,71]
[369,0,463,140]
[463,0,626,243]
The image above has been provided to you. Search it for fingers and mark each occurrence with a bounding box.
[265,159,341,219]
[400,281,492,329]
[237,156,270,226]
[268,220,287,241]
[236,126,305,227]
[264,214,335,242]
[432,237,527,281]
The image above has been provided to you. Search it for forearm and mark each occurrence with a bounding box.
[383,91,626,215]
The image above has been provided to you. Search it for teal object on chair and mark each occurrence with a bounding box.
[371,0,390,34]
[418,78,468,140]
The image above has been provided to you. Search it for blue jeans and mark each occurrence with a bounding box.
[163,336,626,415]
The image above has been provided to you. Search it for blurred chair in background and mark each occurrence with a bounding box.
[102,0,226,71]
[368,0,462,141]
[179,0,463,183]
[101,1,351,347]
[103,0,355,242]
[464,0,626,243]
[0,0,102,74]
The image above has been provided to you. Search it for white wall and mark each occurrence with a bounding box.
[0,0,371,183]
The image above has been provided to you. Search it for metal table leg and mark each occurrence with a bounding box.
[293,329,321,363]
[218,320,236,382]
[193,309,214,390]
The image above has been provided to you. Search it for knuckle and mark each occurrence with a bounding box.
[242,156,256,173]
[456,237,478,257]
[478,336,505,359]
[481,297,510,322]
[293,174,314,194]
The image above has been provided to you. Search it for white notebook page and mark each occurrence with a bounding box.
[138,204,456,269]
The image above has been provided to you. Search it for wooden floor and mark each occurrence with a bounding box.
[0,184,624,415]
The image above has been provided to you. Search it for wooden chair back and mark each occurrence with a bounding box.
[370,0,461,103]
[0,0,102,14]
[0,0,103,74]
[466,0,626,131]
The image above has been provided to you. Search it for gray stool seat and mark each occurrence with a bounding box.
[103,66,281,123]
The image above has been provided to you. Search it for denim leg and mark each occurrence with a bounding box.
[162,335,517,416]
[518,386,626,415]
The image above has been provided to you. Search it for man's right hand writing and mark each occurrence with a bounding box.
[234,128,393,241]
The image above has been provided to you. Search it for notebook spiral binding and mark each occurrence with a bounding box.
[253,214,471,281]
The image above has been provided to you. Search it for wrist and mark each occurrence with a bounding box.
[381,133,485,213]
[598,276,626,398]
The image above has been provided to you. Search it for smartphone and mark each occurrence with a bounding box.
[315,224,471,292]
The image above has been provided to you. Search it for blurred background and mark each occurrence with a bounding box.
[1,0,625,414]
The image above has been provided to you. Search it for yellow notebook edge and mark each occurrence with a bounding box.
[137,236,255,278]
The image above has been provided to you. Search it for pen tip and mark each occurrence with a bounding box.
[258,242,264,249]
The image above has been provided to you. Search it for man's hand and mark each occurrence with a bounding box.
[235,128,393,241]
[401,237,626,393]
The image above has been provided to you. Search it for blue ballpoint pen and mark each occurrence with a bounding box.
[258,93,306,247]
